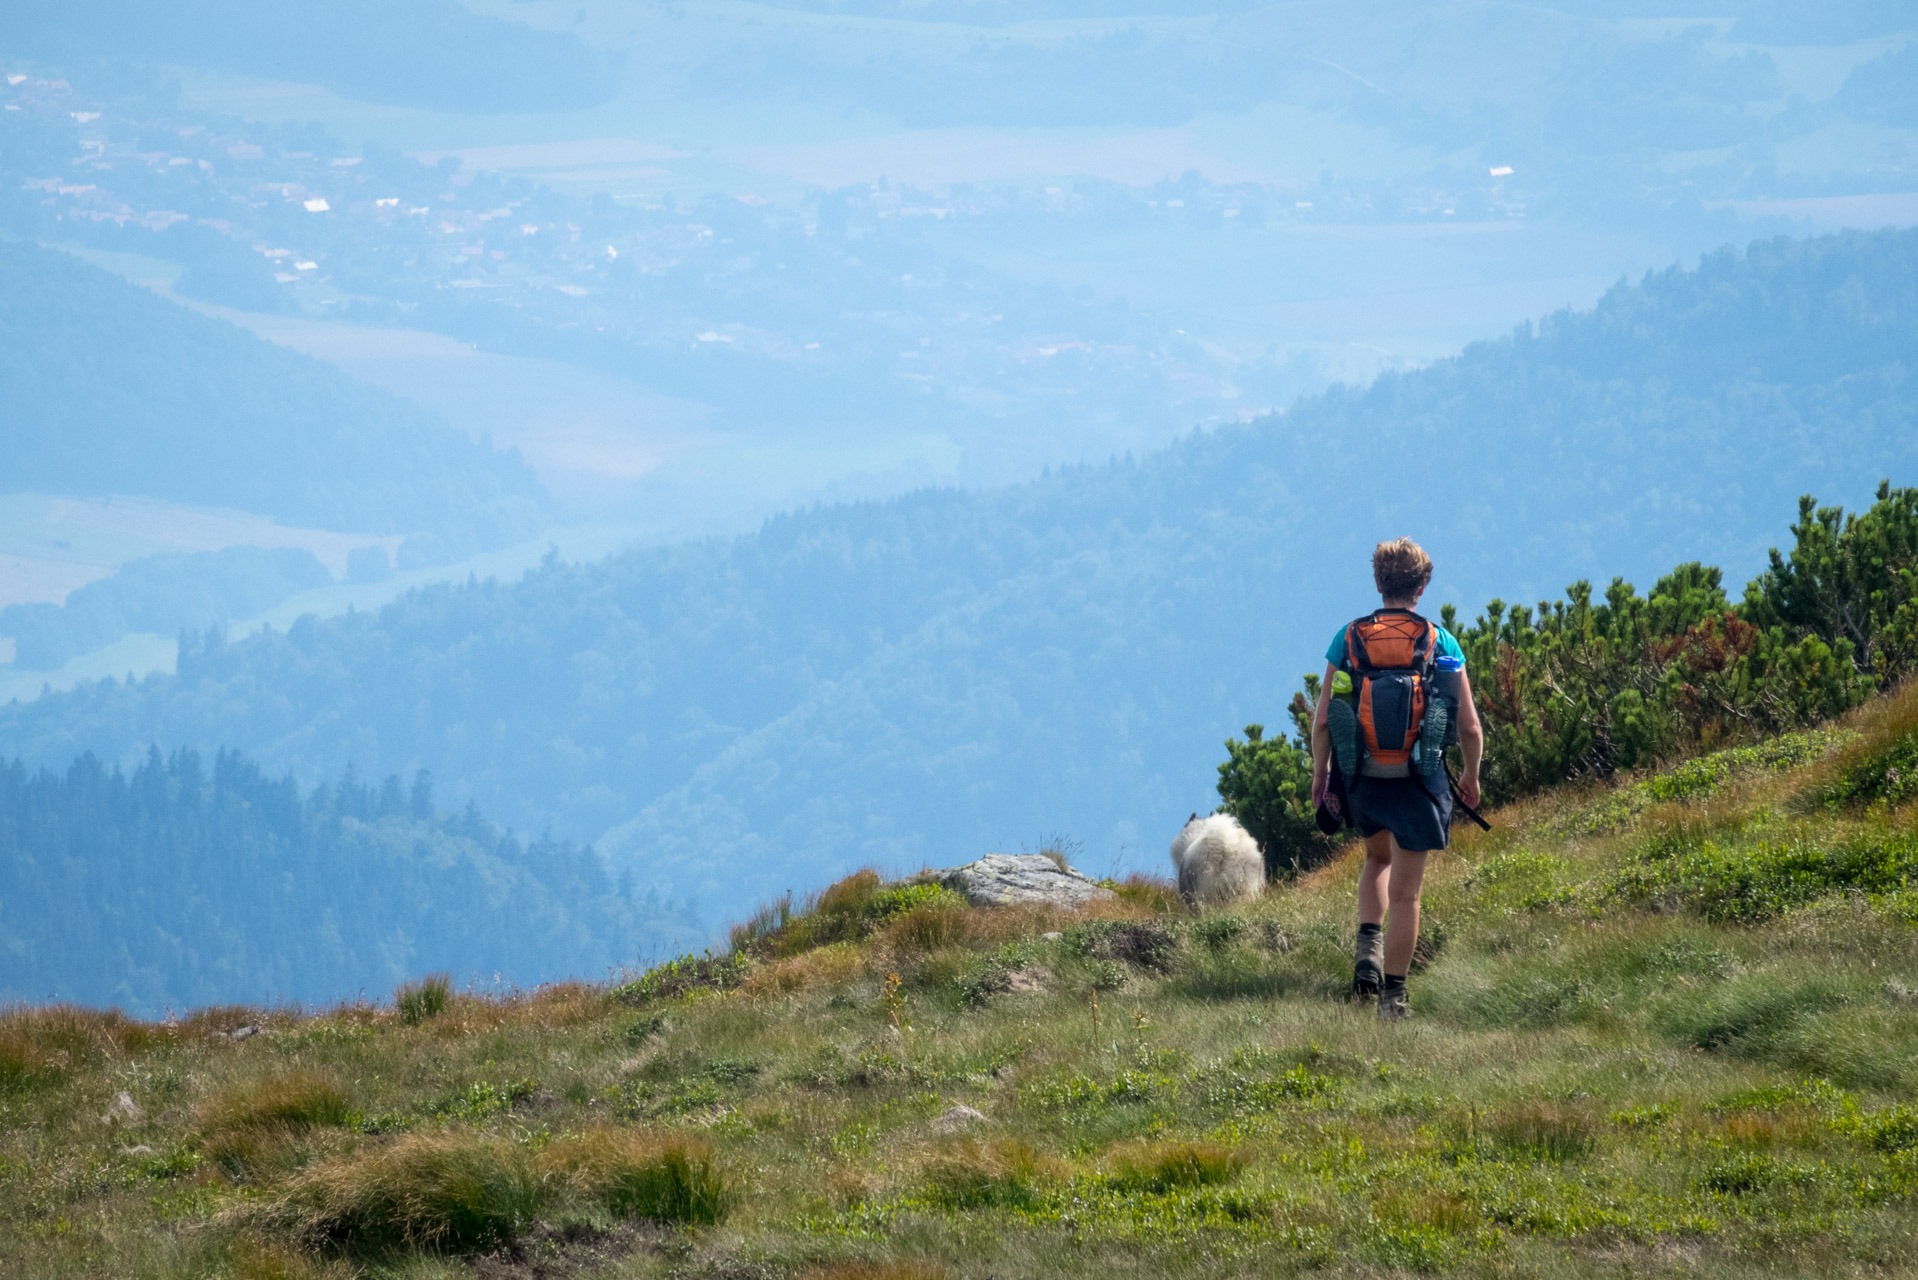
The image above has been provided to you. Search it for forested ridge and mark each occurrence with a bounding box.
[0,548,333,672]
[0,239,545,537]
[2,230,1913,938]
[0,747,695,1015]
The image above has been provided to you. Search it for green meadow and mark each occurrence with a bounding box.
[6,682,1918,1279]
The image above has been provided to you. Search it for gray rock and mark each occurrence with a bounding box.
[932,1104,988,1133]
[104,1090,142,1123]
[928,853,1114,909]
[229,1024,258,1041]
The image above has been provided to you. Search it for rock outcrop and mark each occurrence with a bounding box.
[916,852,1114,908]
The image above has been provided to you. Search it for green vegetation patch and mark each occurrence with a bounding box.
[1562,729,1849,835]
[610,951,753,1006]
[1605,828,1918,921]
[733,871,970,959]
[1465,848,1575,913]
[1820,724,1918,810]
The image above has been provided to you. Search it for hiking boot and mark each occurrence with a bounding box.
[1351,926,1384,1000]
[1377,990,1411,1022]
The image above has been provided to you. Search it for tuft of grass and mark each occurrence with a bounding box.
[201,1070,353,1135]
[251,1130,545,1254]
[1190,915,1246,949]
[1480,1101,1599,1162]
[199,1069,353,1177]
[876,898,973,956]
[1084,920,1179,971]
[0,1003,163,1092]
[918,1139,1057,1210]
[225,1234,354,1280]
[1659,970,1853,1052]
[743,940,866,997]
[0,1027,43,1095]
[1109,871,1181,913]
[394,974,451,1026]
[538,1128,735,1224]
[1101,1139,1247,1192]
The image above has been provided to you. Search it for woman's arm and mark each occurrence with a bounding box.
[1310,661,1339,806]
[1455,671,1484,809]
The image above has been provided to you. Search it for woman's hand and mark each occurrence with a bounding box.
[1459,771,1481,810]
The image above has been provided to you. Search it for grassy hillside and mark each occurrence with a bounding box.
[5,684,1917,1278]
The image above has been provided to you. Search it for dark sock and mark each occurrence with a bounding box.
[1358,922,1382,937]
[1382,973,1407,996]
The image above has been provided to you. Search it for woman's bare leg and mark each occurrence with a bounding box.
[1383,846,1429,976]
[1357,829,1394,925]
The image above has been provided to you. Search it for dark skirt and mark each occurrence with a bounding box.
[1349,774,1452,852]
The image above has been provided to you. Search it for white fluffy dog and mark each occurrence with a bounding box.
[1169,813,1265,906]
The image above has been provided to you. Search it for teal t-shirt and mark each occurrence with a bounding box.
[1326,619,1465,669]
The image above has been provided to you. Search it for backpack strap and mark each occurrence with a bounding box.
[1343,615,1367,674]
[1411,614,1437,678]
[1347,609,1437,675]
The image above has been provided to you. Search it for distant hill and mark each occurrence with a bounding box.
[0,547,331,671]
[0,746,696,1014]
[0,239,546,538]
[1,230,1913,932]
[7,0,615,113]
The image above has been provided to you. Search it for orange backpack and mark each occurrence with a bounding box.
[1342,609,1438,777]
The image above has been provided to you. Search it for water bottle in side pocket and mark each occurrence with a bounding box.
[1433,654,1463,749]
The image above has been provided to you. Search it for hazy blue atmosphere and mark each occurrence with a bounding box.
[2,1,1915,1012]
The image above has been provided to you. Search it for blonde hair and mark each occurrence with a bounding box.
[1372,537,1433,601]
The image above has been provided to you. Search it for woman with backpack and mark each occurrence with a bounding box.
[1310,537,1484,1021]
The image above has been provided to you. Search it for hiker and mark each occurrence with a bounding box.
[1310,537,1483,1021]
